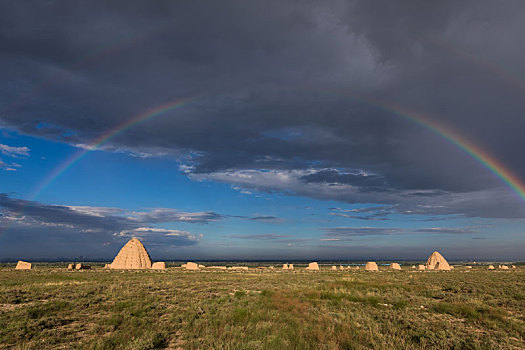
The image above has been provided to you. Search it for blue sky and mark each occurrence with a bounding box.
[1,1,525,261]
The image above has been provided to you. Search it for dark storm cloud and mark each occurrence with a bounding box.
[2,1,525,218]
[0,194,222,229]
[0,193,131,232]
[0,194,221,256]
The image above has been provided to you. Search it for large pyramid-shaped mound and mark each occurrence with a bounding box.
[110,238,152,269]
[425,251,451,271]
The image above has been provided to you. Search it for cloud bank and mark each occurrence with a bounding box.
[1,1,525,219]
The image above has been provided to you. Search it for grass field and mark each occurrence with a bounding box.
[0,265,524,349]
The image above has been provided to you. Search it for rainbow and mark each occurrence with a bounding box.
[330,90,525,202]
[29,97,196,199]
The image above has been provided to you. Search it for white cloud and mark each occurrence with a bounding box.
[117,227,201,245]
[0,159,22,172]
[187,167,525,219]
[0,144,30,158]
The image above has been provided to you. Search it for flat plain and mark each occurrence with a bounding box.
[0,265,524,349]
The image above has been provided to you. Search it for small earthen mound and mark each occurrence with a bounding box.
[15,261,32,270]
[512,265,516,269]
[390,263,401,270]
[418,264,426,270]
[209,266,227,270]
[331,265,337,270]
[282,264,288,270]
[67,263,74,270]
[198,264,205,268]
[288,264,294,270]
[339,265,344,270]
[466,266,472,269]
[229,266,249,270]
[411,265,416,269]
[500,265,509,270]
[110,238,152,269]
[425,251,451,271]
[365,262,378,271]
[488,265,495,270]
[185,262,199,270]
[305,262,319,270]
[151,262,166,270]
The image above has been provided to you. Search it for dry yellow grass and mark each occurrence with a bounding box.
[0,265,523,349]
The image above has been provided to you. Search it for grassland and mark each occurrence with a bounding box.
[0,265,524,349]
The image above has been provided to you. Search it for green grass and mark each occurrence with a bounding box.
[0,267,524,349]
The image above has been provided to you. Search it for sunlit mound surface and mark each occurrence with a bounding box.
[109,238,152,269]
[425,251,451,271]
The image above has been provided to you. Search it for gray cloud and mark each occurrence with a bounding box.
[330,205,396,221]
[128,208,223,224]
[229,214,284,223]
[414,228,475,234]
[191,168,525,218]
[1,1,525,218]
[0,194,219,257]
[324,227,401,237]
[229,233,290,240]
[324,226,477,237]
[249,216,283,223]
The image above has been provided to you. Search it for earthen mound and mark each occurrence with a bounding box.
[185,262,199,270]
[488,265,495,270]
[288,264,294,270]
[67,263,74,270]
[110,238,152,269]
[152,262,166,270]
[500,265,509,270]
[418,264,426,270]
[331,265,337,270]
[390,263,401,270]
[365,262,378,271]
[75,263,91,270]
[306,262,319,270]
[15,261,32,270]
[425,251,451,271]
[282,264,288,270]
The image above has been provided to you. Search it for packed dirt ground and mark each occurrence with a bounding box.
[0,265,524,349]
